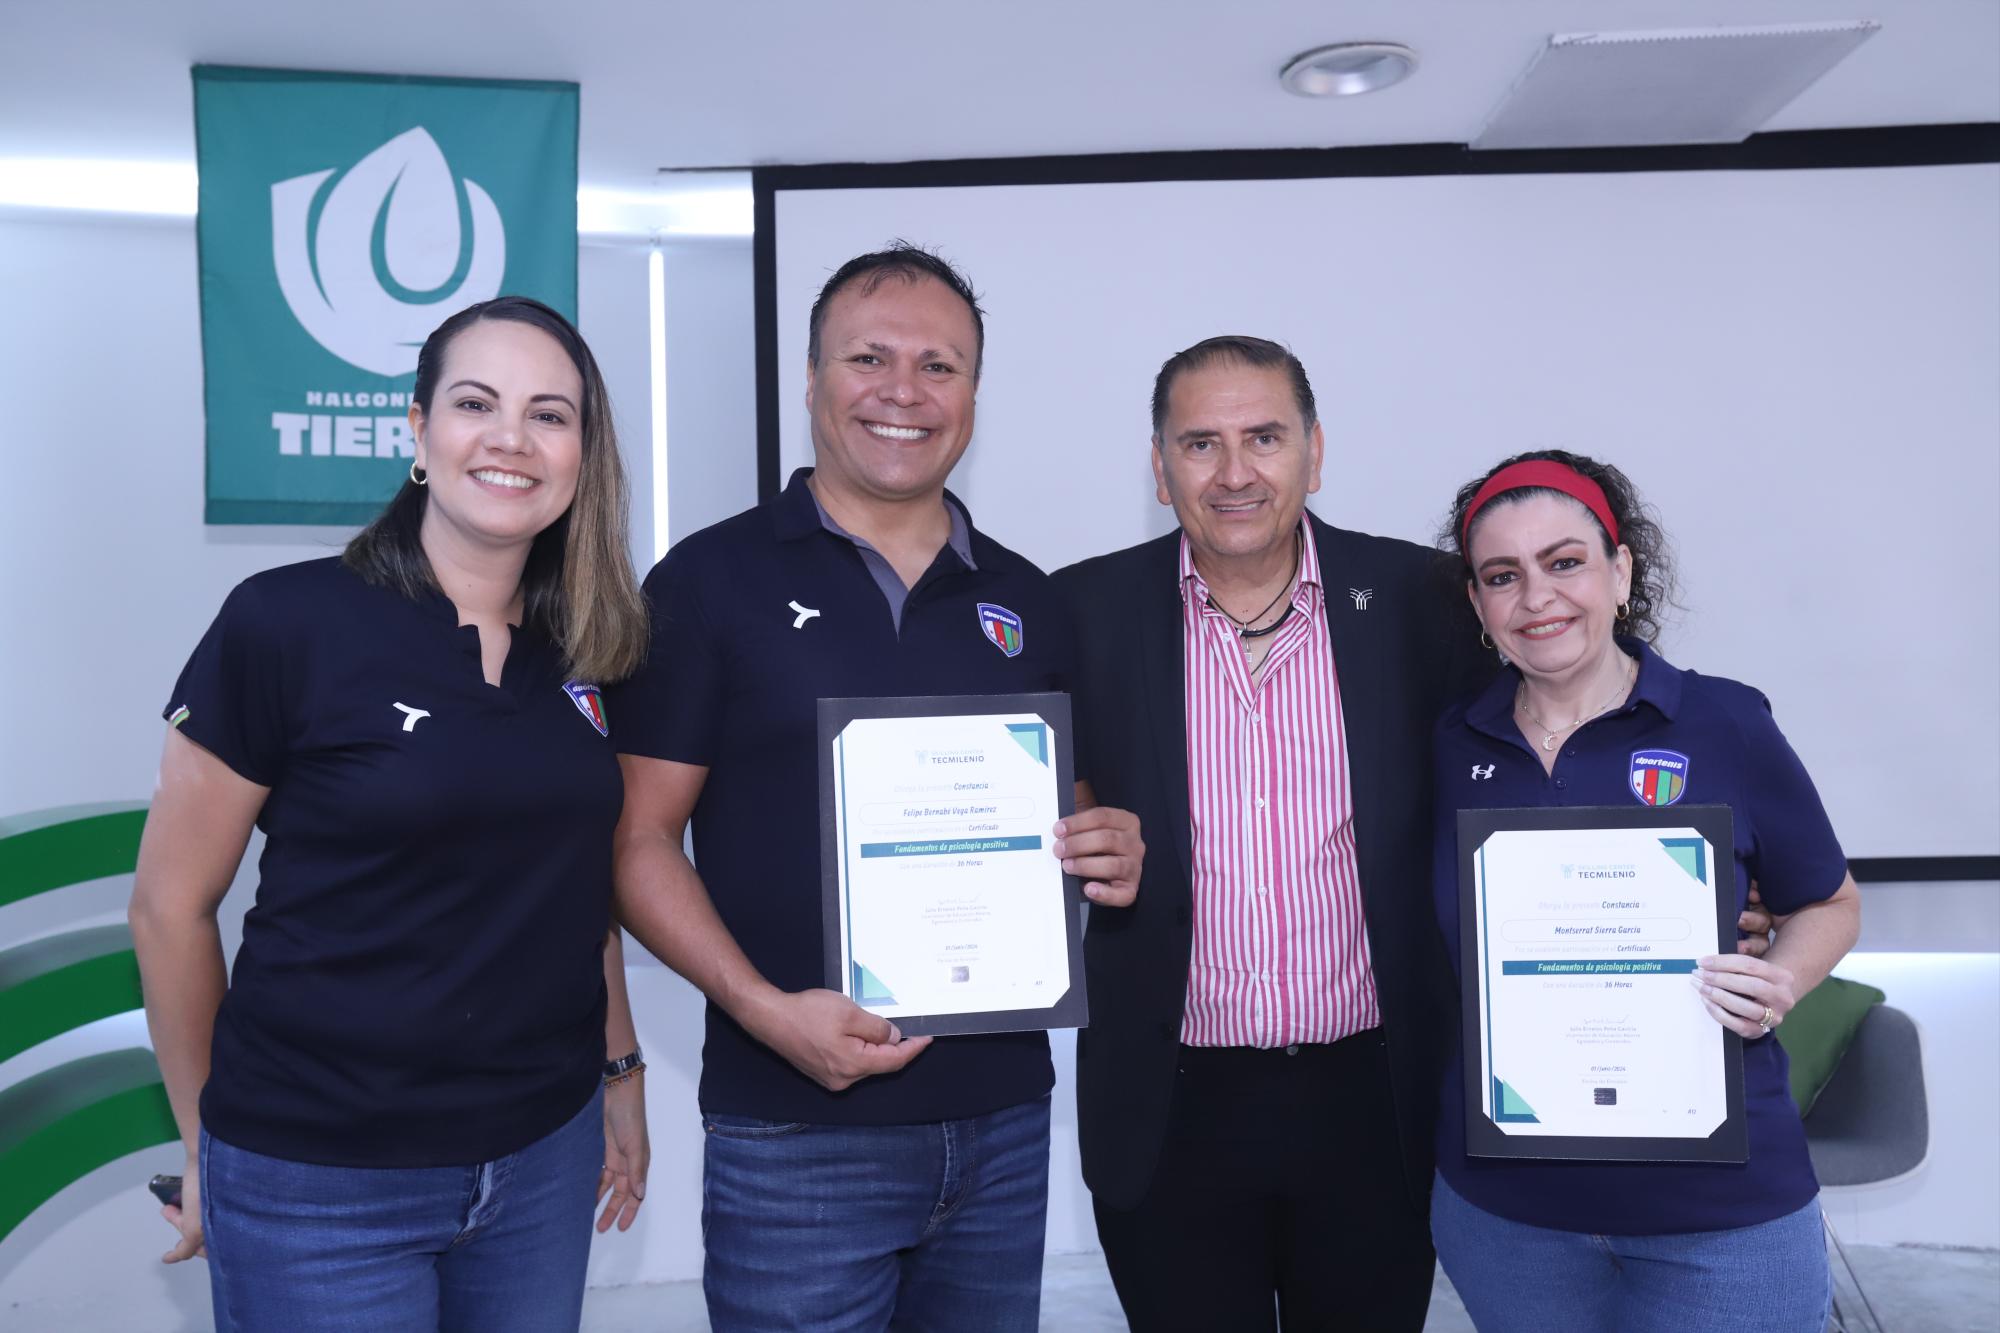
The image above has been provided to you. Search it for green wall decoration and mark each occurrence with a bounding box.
[0,924,146,1066]
[0,803,148,909]
[0,1050,179,1242]
[0,803,177,1243]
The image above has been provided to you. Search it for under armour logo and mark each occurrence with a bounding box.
[1348,588,1374,610]
[788,600,821,629]
[1471,764,1495,779]
[393,703,431,732]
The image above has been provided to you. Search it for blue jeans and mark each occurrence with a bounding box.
[701,1095,1051,1332]
[1431,1172,1831,1333]
[201,1087,602,1332]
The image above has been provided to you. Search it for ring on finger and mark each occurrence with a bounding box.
[1758,1005,1775,1036]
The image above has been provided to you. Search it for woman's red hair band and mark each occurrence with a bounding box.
[1460,459,1620,550]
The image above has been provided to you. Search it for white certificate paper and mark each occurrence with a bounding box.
[1460,806,1746,1162]
[819,694,1086,1037]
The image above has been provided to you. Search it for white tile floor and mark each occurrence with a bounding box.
[580,1244,1999,1332]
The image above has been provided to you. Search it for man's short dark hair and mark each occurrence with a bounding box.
[807,241,986,378]
[1150,336,1318,440]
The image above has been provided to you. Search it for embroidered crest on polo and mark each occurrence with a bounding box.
[392,703,431,733]
[977,603,1024,658]
[1348,588,1374,610]
[1630,749,1690,806]
[564,681,609,737]
[1471,763,1495,780]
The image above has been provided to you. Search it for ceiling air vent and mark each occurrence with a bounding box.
[1473,22,1881,151]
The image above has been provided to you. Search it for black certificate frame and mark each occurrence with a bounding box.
[817,691,1088,1038]
[1458,804,1747,1164]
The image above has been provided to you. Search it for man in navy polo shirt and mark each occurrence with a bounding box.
[610,244,1143,1331]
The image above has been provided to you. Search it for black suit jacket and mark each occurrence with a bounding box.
[1054,514,1490,1212]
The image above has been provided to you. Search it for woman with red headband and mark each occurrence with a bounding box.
[1427,449,1860,1332]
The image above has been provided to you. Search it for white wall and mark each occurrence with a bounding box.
[659,238,759,554]
[773,164,2000,863]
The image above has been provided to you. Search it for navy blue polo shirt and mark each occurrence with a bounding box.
[164,557,616,1167]
[1431,640,1848,1235]
[611,469,1073,1124]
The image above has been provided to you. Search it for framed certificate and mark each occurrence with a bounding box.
[1459,805,1747,1163]
[817,692,1088,1038]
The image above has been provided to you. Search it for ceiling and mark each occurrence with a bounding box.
[9,0,1997,194]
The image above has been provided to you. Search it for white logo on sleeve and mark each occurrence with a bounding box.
[787,600,821,629]
[272,128,507,377]
[393,703,432,732]
[1348,588,1374,610]
[1471,763,1495,779]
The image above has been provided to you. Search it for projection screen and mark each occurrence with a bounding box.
[763,151,2000,864]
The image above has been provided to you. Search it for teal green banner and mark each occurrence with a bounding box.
[193,66,578,525]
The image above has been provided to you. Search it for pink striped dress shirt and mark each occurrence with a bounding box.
[1179,523,1380,1048]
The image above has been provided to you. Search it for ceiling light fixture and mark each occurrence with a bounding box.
[1279,42,1419,98]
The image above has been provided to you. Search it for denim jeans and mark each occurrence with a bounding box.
[701,1094,1051,1332]
[200,1086,602,1333]
[1432,1172,1831,1333]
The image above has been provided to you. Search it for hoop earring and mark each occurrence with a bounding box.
[1616,601,1630,622]
[410,462,428,486]
[1480,631,1495,650]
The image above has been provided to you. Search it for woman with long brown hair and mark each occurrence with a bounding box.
[131,297,651,1331]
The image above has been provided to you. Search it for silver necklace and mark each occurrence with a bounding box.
[1516,655,1637,751]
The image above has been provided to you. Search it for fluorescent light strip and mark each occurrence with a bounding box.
[579,185,754,238]
[0,159,198,216]
[649,243,671,563]
[0,158,752,237]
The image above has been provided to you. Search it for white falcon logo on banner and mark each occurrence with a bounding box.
[271,127,507,376]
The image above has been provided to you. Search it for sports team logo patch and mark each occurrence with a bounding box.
[977,603,1024,658]
[563,680,609,737]
[1630,749,1689,806]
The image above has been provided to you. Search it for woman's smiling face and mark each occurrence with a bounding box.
[412,317,585,553]
[1466,491,1633,684]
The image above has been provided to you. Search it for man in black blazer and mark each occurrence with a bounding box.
[1053,337,1487,1330]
